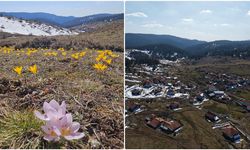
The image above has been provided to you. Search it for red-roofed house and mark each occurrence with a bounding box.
[147,118,161,129]
[222,126,241,143]
[160,120,183,134]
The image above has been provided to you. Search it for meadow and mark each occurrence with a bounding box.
[0,46,124,149]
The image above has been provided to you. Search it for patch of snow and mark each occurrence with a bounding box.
[125,79,141,83]
[0,16,78,36]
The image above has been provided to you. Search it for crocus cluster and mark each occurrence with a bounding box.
[34,100,84,141]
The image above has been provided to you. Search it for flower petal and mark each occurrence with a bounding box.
[46,110,58,120]
[41,125,50,134]
[60,114,68,127]
[49,100,60,110]
[43,101,55,113]
[43,135,56,141]
[64,132,85,140]
[59,101,66,116]
[66,113,73,125]
[52,126,61,136]
[70,122,80,133]
[34,110,48,121]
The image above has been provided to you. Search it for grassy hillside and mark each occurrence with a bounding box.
[0,20,124,52]
[0,19,124,149]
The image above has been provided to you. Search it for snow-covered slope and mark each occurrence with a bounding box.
[0,16,78,36]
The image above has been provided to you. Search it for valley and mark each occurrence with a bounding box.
[125,34,250,148]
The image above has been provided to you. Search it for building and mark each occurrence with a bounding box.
[131,89,141,96]
[222,126,241,143]
[142,80,152,89]
[152,87,162,95]
[127,102,141,113]
[160,120,183,134]
[169,102,180,110]
[214,91,225,97]
[147,118,161,129]
[205,111,220,123]
[167,89,175,97]
[196,95,205,102]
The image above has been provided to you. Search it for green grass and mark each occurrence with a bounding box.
[203,102,229,114]
[234,90,250,100]
[0,107,43,148]
[203,101,245,120]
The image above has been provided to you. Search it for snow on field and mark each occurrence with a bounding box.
[125,49,151,60]
[125,79,141,83]
[159,59,176,65]
[0,17,78,36]
[125,83,189,99]
[125,74,139,79]
[130,49,151,55]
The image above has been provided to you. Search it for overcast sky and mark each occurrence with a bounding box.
[0,1,123,17]
[126,1,250,41]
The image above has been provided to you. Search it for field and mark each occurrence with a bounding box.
[125,57,250,149]
[0,20,124,149]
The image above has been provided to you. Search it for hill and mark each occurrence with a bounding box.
[186,40,250,58]
[0,16,77,36]
[0,12,124,28]
[126,33,250,59]
[126,33,206,49]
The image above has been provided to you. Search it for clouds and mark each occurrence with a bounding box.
[200,9,212,14]
[141,23,164,28]
[247,10,250,16]
[182,18,193,23]
[126,1,250,41]
[126,12,148,18]
[220,23,230,27]
[213,23,231,27]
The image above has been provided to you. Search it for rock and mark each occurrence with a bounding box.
[89,138,101,149]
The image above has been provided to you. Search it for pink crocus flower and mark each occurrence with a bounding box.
[34,100,66,121]
[34,100,85,141]
[58,113,85,140]
[41,121,61,141]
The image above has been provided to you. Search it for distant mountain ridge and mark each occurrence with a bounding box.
[126,33,206,49]
[63,13,123,28]
[186,40,250,58]
[126,33,250,58]
[0,12,124,28]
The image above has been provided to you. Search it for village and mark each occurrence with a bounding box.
[125,60,250,148]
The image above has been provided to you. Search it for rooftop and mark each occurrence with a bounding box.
[223,126,239,137]
[161,120,182,131]
[147,118,161,128]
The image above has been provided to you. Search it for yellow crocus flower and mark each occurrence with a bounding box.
[110,53,119,58]
[62,52,67,56]
[28,64,38,74]
[13,66,23,75]
[79,51,86,57]
[71,53,79,60]
[105,59,112,65]
[93,63,107,71]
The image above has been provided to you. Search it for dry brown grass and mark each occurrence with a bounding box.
[0,46,124,148]
[0,20,124,52]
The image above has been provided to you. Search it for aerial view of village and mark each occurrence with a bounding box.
[0,1,124,149]
[125,1,250,149]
